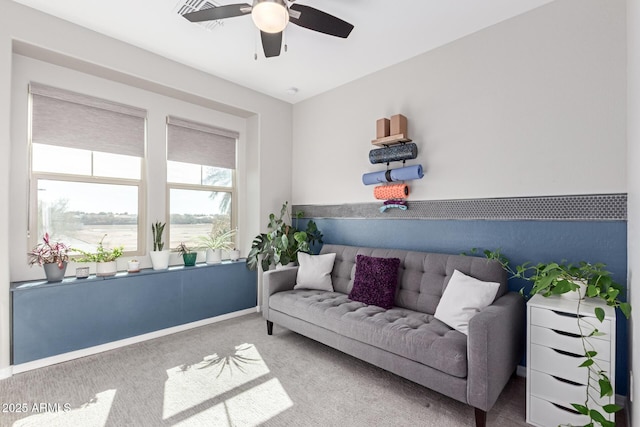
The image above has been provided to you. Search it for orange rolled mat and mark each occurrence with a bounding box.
[374,184,409,200]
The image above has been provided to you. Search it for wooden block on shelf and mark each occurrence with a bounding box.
[371,133,412,146]
[390,114,408,137]
[376,118,390,139]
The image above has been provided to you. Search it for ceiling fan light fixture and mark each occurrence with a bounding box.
[252,0,289,33]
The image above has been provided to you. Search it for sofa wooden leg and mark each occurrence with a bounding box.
[474,408,486,427]
[266,320,273,335]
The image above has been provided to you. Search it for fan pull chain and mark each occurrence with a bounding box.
[254,29,259,60]
[283,30,288,53]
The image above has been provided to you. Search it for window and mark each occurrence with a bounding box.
[166,116,237,250]
[29,83,146,254]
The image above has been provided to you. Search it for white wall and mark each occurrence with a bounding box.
[0,0,293,376]
[628,0,639,422]
[292,0,627,205]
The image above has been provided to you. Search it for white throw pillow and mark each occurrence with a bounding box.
[434,269,500,335]
[294,252,337,291]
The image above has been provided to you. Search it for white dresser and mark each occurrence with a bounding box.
[526,294,616,427]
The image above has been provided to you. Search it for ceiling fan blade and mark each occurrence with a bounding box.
[182,4,252,22]
[289,4,354,38]
[261,31,283,58]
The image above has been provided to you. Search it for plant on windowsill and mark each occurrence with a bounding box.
[198,228,236,264]
[229,247,241,261]
[469,249,630,427]
[175,242,197,267]
[150,221,170,270]
[27,233,70,282]
[246,201,323,271]
[73,234,124,277]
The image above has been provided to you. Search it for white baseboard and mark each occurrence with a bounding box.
[0,366,12,380]
[516,365,627,409]
[11,307,258,375]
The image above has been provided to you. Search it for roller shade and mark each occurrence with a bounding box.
[167,116,237,169]
[30,82,146,157]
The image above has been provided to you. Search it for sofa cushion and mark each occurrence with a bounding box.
[269,290,468,378]
[434,269,500,335]
[294,252,336,291]
[349,255,401,309]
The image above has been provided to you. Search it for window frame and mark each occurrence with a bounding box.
[27,83,148,256]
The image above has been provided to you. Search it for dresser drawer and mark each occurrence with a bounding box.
[530,306,611,337]
[529,369,611,409]
[529,344,609,385]
[530,325,610,361]
[528,395,590,427]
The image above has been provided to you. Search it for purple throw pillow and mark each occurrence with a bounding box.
[349,255,401,309]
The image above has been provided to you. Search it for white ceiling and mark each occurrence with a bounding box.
[12,0,554,103]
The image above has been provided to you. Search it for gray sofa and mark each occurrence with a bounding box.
[262,244,525,427]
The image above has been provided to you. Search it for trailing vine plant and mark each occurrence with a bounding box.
[466,249,631,427]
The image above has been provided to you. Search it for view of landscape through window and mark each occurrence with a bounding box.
[36,178,139,253]
[168,161,233,250]
[35,152,235,254]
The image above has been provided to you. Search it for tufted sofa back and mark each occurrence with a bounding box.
[319,244,508,315]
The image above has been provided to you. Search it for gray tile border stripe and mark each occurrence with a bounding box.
[293,193,627,221]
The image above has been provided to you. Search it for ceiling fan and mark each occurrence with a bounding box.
[182,0,354,58]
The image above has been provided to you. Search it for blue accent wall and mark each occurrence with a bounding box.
[303,217,629,395]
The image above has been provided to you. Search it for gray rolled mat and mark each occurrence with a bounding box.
[369,143,418,164]
[362,164,424,185]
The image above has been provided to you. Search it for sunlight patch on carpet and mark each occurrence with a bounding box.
[12,389,116,427]
[173,378,293,427]
[163,343,278,421]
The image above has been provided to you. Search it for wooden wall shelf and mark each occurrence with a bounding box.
[371,134,412,146]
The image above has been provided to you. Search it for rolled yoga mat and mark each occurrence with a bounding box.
[374,184,409,200]
[362,164,424,185]
[369,143,418,164]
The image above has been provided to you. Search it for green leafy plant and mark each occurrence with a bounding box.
[246,202,323,271]
[73,234,124,263]
[467,248,630,427]
[152,221,166,251]
[198,228,236,251]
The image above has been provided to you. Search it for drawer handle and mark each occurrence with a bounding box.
[552,348,582,358]
[551,402,581,415]
[551,329,583,339]
[551,310,583,319]
[551,375,583,387]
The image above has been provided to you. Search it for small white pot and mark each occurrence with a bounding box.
[128,260,140,272]
[560,279,588,300]
[96,261,117,277]
[75,266,90,279]
[206,248,222,264]
[150,250,171,270]
[229,249,241,261]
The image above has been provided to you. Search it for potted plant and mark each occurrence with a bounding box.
[470,249,630,427]
[73,234,124,277]
[198,228,236,264]
[175,242,197,267]
[246,202,323,271]
[150,221,170,270]
[229,248,241,261]
[27,233,70,282]
[127,259,140,273]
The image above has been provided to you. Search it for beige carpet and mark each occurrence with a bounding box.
[1,313,534,426]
